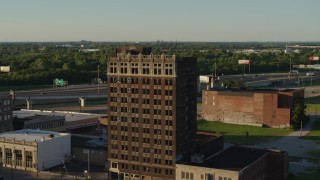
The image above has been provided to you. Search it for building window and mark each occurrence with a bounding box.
[15,149,22,166]
[0,147,2,164]
[5,148,12,165]
[25,151,33,168]
[111,162,118,168]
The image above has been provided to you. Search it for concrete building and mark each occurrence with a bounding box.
[107,49,198,179]
[176,146,288,180]
[0,129,71,171]
[202,88,304,127]
[0,96,13,133]
[13,115,65,130]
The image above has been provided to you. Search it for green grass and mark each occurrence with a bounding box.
[197,120,292,145]
[302,119,320,141]
[306,104,320,114]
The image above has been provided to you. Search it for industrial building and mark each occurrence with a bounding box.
[0,129,71,171]
[176,146,288,180]
[13,114,65,130]
[202,88,304,127]
[107,48,198,179]
[0,95,13,133]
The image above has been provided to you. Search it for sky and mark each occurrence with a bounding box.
[0,0,319,42]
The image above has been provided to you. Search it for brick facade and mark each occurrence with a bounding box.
[107,52,197,179]
[202,89,304,128]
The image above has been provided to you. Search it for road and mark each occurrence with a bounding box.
[12,84,107,100]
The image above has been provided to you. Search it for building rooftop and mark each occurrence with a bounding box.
[14,109,103,122]
[15,114,65,124]
[186,146,267,171]
[195,132,222,146]
[0,129,69,143]
[205,88,303,95]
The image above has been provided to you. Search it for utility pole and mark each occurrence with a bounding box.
[87,149,91,179]
[300,120,303,136]
[289,58,292,80]
[97,65,100,94]
[214,62,217,77]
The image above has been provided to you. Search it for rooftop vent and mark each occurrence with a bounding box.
[191,154,204,164]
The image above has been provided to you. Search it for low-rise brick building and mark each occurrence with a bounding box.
[202,88,304,128]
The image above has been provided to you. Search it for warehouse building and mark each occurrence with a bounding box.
[202,88,304,127]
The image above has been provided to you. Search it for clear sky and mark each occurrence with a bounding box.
[0,0,319,42]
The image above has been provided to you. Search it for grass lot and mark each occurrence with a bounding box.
[197,120,292,145]
[302,119,320,141]
[306,104,320,114]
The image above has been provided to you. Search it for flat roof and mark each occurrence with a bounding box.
[14,109,104,122]
[206,88,303,94]
[186,146,267,171]
[15,115,65,124]
[195,132,222,145]
[0,129,69,143]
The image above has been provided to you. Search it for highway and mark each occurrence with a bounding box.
[0,72,319,101]
[215,72,320,87]
[0,84,107,100]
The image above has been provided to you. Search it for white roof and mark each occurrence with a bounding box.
[14,109,103,122]
[0,129,69,143]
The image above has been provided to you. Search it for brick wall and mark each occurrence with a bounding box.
[202,90,298,127]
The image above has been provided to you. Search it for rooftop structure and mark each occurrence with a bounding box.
[0,129,68,143]
[115,45,152,55]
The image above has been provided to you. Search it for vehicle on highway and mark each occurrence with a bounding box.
[289,70,299,73]
[306,71,316,76]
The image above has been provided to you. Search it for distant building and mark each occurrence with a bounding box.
[176,146,288,180]
[0,96,13,133]
[202,88,304,127]
[0,129,71,171]
[13,115,65,130]
[107,49,198,179]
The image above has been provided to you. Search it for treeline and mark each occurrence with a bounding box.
[0,42,320,85]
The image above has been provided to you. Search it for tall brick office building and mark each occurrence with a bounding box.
[107,48,198,180]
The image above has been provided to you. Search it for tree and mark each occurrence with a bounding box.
[291,96,309,130]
